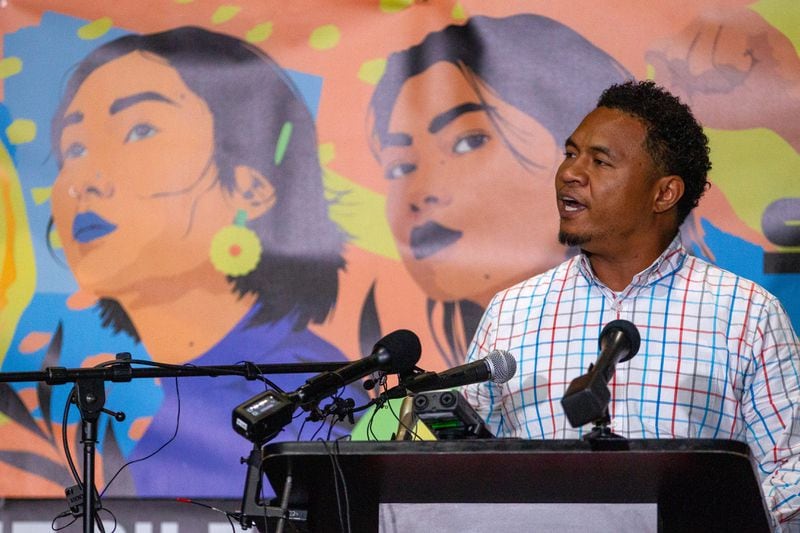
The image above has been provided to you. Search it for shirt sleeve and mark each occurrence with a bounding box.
[742,294,800,528]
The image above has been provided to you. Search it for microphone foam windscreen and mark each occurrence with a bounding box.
[600,319,641,360]
[374,329,422,373]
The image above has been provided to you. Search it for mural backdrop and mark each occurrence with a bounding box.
[0,0,798,505]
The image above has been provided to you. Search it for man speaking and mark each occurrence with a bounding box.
[462,80,800,529]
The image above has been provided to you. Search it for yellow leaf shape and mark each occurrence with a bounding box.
[31,187,51,206]
[6,119,36,145]
[246,22,274,43]
[309,24,341,51]
[358,58,387,85]
[212,6,242,25]
[0,57,22,80]
[379,0,413,14]
[77,17,113,40]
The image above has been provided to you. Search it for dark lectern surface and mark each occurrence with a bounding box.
[261,439,770,532]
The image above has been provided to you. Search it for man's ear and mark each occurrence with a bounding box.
[231,165,276,219]
[653,175,684,214]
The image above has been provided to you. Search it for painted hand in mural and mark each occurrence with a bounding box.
[646,7,800,151]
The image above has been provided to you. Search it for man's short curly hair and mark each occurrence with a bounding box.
[597,80,711,226]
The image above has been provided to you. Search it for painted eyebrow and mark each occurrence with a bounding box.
[61,111,84,128]
[382,132,413,148]
[109,91,177,115]
[428,102,487,134]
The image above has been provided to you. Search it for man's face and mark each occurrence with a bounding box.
[377,61,565,306]
[555,106,663,257]
[52,51,236,297]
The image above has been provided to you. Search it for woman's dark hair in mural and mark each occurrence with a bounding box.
[370,14,629,156]
[368,14,629,364]
[597,80,711,226]
[51,26,346,340]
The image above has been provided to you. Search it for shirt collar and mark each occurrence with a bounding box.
[577,233,687,293]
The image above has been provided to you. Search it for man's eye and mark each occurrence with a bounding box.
[125,123,159,143]
[385,162,417,180]
[63,142,87,160]
[453,133,489,154]
[563,151,576,159]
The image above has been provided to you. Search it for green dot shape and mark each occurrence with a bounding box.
[6,119,36,145]
[0,57,22,80]
[212,5,242,24]
[358,58,387,85]
[275,122,293,165]
[246,22,274,43]
[379,0,413,13]
[31,187,52,206]
[309,24,341,50]
[77,17,113,40]
[451,2,467,21]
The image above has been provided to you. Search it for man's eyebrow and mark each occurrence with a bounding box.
[428,102,487,134]
[564,137,615,159]
[589,145,615,159]
[109,91,177,115]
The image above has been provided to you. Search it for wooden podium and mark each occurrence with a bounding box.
[255,439,770,532]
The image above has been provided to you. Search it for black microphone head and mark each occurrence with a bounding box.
[599,319,641,363]
[485,350,517,384]
[372,329,422,373]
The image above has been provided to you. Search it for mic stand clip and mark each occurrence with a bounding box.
[582,409,629,451]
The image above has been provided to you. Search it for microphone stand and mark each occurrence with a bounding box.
[239,442,307,532]
[236,395,359,530]
[0,354,348,533]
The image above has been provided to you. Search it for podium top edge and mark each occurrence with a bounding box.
[262,438,751,458]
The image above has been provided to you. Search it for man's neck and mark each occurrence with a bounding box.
[584,232,677,292]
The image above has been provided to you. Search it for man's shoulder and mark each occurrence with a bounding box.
[683,254,783,306]
[490,257,579,306]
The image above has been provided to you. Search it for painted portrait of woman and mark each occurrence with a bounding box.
[367,14,629,366]
[40,26,363,497]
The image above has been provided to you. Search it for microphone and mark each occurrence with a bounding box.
[292,328,421,405]
[232,329,422,444]
[383,349,517,400]
[561,319,641,428]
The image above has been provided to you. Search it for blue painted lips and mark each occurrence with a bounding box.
[72,211,117,243]
[410,221,463,260]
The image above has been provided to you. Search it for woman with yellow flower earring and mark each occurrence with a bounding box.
[39,27,364,498]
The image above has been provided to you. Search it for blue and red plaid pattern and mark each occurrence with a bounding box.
[463,235,800,528]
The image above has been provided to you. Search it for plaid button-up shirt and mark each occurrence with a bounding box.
[463,234,800,527]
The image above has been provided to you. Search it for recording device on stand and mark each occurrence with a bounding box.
[233,329,422,531]
[412,390,493,439]
[390,350,517,440]
[560,320,641,444]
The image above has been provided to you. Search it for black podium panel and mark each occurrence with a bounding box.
[261,439,770,532]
